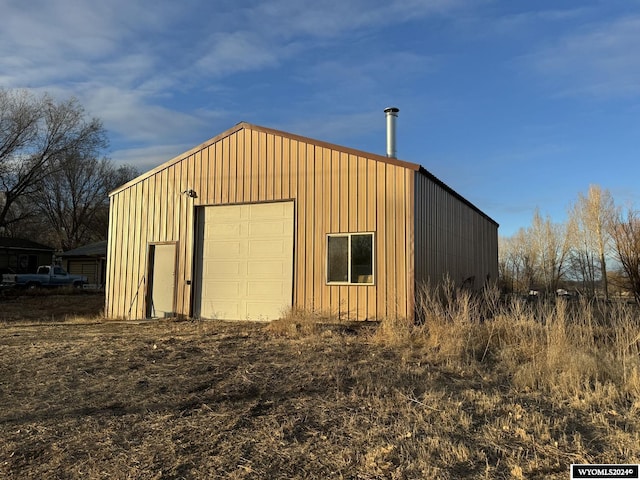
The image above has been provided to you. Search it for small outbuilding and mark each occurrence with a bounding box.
[59,240,107,289]
[106,115,498,321]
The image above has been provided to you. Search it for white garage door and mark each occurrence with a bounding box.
[196,202,294,321]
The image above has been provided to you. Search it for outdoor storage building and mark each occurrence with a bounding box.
[106,121,498,321]
[60,240,107,289]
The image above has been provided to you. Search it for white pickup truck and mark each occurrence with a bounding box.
[2,265,87,289]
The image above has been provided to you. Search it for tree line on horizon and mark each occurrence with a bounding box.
[0,88,138,252]
[499,184,640,304]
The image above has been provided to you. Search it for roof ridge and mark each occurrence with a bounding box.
[109,122,421,196]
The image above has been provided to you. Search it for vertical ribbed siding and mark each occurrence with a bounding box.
[106,124,416,321]
[413,173,498,292]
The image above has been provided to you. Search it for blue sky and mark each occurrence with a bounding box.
[2,0,639,236]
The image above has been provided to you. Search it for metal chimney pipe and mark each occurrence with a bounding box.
[384,107,399,158]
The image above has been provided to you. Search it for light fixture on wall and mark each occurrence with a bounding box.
[182,189,198,198]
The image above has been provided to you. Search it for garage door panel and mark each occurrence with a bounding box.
[248,261,287,276]
[249,239,289,256]
[213,223,242,236]
[217,205,249,219]
[249,221,290,236]
[205,240,243,256]
[247,280,287,297]
[202,301,240,320]
[203,281,243,298]
[205,260,243,276]
[197,202,294,321]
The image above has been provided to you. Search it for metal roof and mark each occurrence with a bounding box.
[59,240,107,257]
[0,237,55,251]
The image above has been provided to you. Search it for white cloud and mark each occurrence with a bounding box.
[0,0,473,164]
[248,0,470,38]
[81,85,209,142]
[0,0,171,88]
[110,143,194,171]
[278,110,381,145]
[302,52,436,89]
[485,7,593,34]
[2,1,122,58]
[527,15,640,98]
[196,31,283,76]
[0,0,212,146]
[194,0,469,78]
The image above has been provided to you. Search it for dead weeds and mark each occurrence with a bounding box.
[0,293,639,479]
[0,289,104,323]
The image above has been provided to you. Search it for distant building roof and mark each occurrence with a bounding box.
[0,237,55,252]
[59,240,107,257]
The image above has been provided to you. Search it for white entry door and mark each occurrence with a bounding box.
[195,202,294,321]
[148,243,176,318]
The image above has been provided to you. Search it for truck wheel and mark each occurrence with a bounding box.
[26,282,39,290]
[73,282,83,289]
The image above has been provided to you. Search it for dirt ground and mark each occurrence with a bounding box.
[1,293,639,479]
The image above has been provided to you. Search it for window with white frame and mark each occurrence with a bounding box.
[326,233,374,284]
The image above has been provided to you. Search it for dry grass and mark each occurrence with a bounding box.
[0,288,104,323]
[1,289,639,479]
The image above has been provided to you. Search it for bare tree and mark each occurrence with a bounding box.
[32,156,139,251]
[610,208,640,304]
[568,185,616,299]
[530,209,572,293]
[85,163,140,244]
[516,227,540,292]
[0,89,106,230]
[499,229,540,294]
[498,235,517,293]
[567,244,598,295]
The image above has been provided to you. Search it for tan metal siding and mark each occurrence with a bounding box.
[405,169,416,317]
[320,148,332,313]
[105,193,115,315]
[107,124,416,321]
[366,159,377,317]
[414,173,498,291]
[376,161,387,318]
[347,154,358,318]
[125,187,138,316]
[356,156,368,318]
[313,146,326,313]
[304,143,314,310]
[133,181,147,318]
